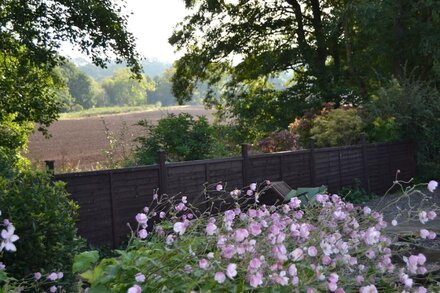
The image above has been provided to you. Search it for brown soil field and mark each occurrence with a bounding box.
[26,105,214,172]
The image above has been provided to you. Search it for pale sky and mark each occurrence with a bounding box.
[62,0,188,62]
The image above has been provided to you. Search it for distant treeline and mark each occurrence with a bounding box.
[55,59,205,112]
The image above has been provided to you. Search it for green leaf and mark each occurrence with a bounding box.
[73,250,100,273]
[88,285,110,293]
[0,271,8,282]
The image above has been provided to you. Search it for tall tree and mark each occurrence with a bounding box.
[0,0,142,147]
[102,69,155,106]
[170,0,440,132]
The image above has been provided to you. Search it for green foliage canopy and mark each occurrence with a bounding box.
[170,0,440,135]
[134,113,215,164]
[0,0,142,149]
[102,69,155,106]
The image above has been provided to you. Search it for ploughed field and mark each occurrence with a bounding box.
[27,105,214,172]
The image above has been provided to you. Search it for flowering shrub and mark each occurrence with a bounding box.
[77,181,440,292]
[0,211,65,292]
[0,164,83,290]
[258,130,299,153]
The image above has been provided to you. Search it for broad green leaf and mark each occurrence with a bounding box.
[73,250,100,273]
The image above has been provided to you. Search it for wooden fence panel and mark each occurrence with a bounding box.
[167,163,207,210]
[55,141,416,247]
[281,152,312,188]
[58,173,113,246]
[248,155,282,184]
[111,168,159,244]
[314,149,342,192]
[340,146,364,187]
[206,159,243,189]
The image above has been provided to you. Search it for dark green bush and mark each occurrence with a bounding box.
[367,75,440,179]
[364,117,401,143]
[310,108,364,148]
[0,160,83,286]
[134,113,216,164]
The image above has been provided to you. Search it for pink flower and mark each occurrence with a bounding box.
[127,284,142,293]
[135,273,145,283]
[366,250,376,259]
[364,227,380,245]
[224,210,236,222]
[214,272,226,283]
[316,194,328,203]
[328,273,339,283]
[322,255,332,265]
[248,257,262,270]
[230,189,241,197]
[417,253,426,265]
[248,222,262,236]
[49,286,57,293]
[248,272,263,288]
[427,180,438,192]
[135,213,148,225]
[290,248,304,261]
[289,197,301,209]
[359,285,378,293]
[288,264,297,276]
[427,211,437,220]
[250,183,257,191]
[198,259,209,270]
[308,246,318,257]
[138,229,148,239]
[414,287,427,293]
[175,203,187,212]
[159,212,166,219]
[0,225,19,252]
[173,222,187,235]
[226,263,237,279]
[47,272,58,281]
[246,190,253,196]
[272,271,289,286]
[234,228,249,242]
[216,184,223,191]
[34,272,42,280]
[181,196,188,203]
[428,231,437,239]
[400,273,413,288]
[327,281,337,292]
[420,229,429,239]
[363,206,371,215]
[419,211,429,224]
[272,245,288,261]
[166,234,175,245]
[153,193,158,200]
[221,244,236,259]
[391,219,398,226]
[57,272,63,279]
[205,222,217,235]
[355,275,364,285]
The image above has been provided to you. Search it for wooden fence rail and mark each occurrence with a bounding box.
[54,140,416,247]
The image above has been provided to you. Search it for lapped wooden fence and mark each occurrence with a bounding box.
[54,140,416,247]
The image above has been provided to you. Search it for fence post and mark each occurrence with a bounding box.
[241,144,250,186]
[309,139,316,186]
[158,150,168,195]
[45,160,55,173]
[361,134,371,193]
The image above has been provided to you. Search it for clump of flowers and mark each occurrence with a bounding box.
[0,210,64,292]
[78,181,440,292]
